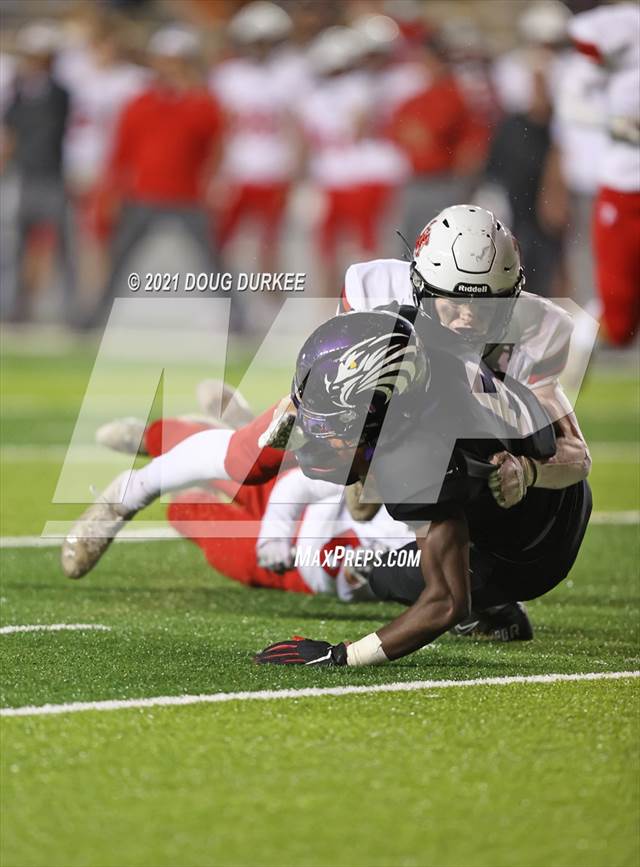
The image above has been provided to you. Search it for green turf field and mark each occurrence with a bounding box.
[1,336,639,867]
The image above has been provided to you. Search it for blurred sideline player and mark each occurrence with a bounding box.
[57,16,147,236]
[85,26,223,327]
[570,3,640,346]
[210,2,302,272]
[1,21,75,323]
[61,206,592,638]
[297,26,405,292]
[55,16,147,299]
[348,15,412,253]
[386,35,489,244]
[96,408,410,601]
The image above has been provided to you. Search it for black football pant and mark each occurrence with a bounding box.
[369,481,592,610]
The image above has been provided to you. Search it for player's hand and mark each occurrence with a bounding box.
[256,539,295,574]
[335,545,384,603]
[257,396,307,450]
[489,451,535,509]
[254,636,348,665]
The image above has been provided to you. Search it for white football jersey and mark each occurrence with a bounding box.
[552,51,607,195]
[296,71,372,187]
[210,56,299,183]
[258,468,412,595]
[297,498,413,595]
[341,258,574,389]
[569,3,640,192]
[61,60,148,187]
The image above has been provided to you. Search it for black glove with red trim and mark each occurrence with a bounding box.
[254,635,348,666]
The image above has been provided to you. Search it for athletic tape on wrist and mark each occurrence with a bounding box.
[346,632,389,667]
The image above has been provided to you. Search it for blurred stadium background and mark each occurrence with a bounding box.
[1,0,636,341]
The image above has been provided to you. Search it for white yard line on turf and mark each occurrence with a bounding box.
[591,511,640,524]
[0,624,111,635]
[1,671,637,718]
[2,510,638,549]
[0,528,181,547]
[1,446,136,461]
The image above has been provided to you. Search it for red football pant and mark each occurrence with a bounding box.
[145,405,296,488]
[593,187,640,346]
[319,183,395,259]
[217,182,289,250]
[145,417,310,593]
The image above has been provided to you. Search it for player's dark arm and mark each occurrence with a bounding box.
[350,513,471,664]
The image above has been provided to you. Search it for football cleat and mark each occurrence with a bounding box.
[60,472,136,579]
[452,602,533,642]
[95,417,147,455]
[195,379,254,430]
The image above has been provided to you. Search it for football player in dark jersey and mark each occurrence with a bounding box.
[255,308,592,666]
[62,208,591,614]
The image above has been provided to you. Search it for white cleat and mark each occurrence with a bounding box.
[60,472,136,579]
[196,379,254,430]
[95,417,147,455]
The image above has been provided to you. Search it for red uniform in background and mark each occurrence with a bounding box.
[210,54,303,267]
[386,74,488,177]
[570,5,640,346]
[87,81,223,326]
[593,188,640,345]
[107,84,223,204]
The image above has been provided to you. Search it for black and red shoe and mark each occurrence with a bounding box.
[452,602,534,642]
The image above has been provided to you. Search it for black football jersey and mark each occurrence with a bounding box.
[369,308,564,558]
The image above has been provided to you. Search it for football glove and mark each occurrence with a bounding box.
[257,397,306,450]
[488,451,536,509]
[335,545,385,603]
[256,539,295,574]
[254,636,347,666]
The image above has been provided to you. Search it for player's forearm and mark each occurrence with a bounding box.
[349,517,470,664]
[531,435,591,489]
[376,586,468,660]
[534,387,591,487]
[259,468,342,543]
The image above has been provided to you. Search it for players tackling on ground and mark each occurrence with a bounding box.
[255,305,591,664]
[61,206,592,651]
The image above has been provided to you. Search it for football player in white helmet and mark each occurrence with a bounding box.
[341,204,592,509]
[61,206,592,647]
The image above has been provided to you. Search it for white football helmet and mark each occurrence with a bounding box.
[148,26,200,59]
[228,1,292,45]
[519,0,571,45]
[307,26,369,75]
[16,20,61,56]
[352,14,401,55]
[410,204,524,304]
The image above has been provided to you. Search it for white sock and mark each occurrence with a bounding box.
[118,428,234,513]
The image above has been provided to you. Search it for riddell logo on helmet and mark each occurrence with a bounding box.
[454,284,490,294]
